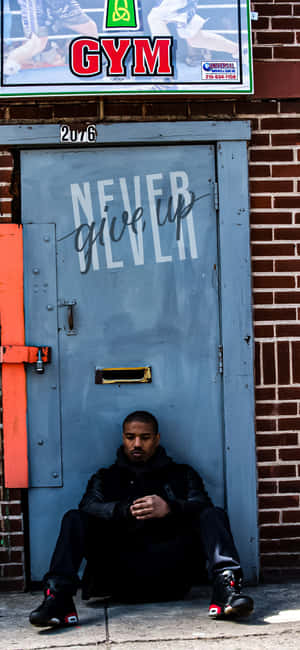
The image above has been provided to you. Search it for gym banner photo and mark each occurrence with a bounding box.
[0,0,253,96]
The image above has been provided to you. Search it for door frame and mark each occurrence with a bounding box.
[0,121,258,581]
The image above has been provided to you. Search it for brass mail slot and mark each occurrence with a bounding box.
[95,366,152,384]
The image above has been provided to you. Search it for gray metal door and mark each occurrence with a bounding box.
[22,145,223,581]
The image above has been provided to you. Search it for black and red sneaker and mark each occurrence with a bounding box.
[208,569,254,619]
[29,585,79,628]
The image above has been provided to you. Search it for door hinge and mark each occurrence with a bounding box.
[218,345,223,375]
[213,182,219,212]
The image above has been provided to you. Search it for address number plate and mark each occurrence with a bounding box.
[60,124,97,144]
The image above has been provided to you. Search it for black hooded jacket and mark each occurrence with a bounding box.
[79,446,213,526]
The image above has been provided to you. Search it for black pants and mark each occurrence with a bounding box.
[45,507,240,600]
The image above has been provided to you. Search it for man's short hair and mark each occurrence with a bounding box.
[122,411,159,435]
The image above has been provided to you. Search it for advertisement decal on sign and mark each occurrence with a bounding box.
[0,0,253,96]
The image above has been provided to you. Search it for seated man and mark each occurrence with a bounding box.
[29,410,254,628]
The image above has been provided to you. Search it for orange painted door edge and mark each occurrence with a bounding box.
[0,224,29,488]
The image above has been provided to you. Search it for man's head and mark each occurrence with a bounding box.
[122,411,160,463]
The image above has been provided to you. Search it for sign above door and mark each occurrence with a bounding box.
[1,0,253,96]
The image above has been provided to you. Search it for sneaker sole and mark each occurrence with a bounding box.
[209,604,254,619]
[30,615,79,628]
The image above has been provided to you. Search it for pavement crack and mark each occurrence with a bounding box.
[104,603,110,643]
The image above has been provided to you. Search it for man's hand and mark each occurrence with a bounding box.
[130,495,171,520]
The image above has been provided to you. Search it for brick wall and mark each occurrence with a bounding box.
[1,0,300,589]
[252,0,300,98]
[0,150,25,590]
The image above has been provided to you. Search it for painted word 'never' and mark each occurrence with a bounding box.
[69,37,174,77]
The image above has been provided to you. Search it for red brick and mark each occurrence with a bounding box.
[283,511,300,523]
[272,18,300,29]
[257,433,298,446]
[263,342,276,383]
[276,260,300,272]
[1,565,23,578]
[0,153,13,167]
[259,465,296,478]
[259,495,299,509]
[256,403,278,416]
[257,3,292,15]
[0,185,12,199]
[254,276,294,288]
[0,200,13,214]
[251,228,273,241]
[254,307,296,320]
[258,480,278,493]
[251,213,292,226]
[278,417,300,430]
[262,117,300,130]
[252,243,295,256]
[252,260,273,272]
[254,292,273,305]
[277,324,300,336]
[279,387,300,400]
[256,31,294,44]
[7,533,24,546]
[274,196,300,208]
[261,538,300,553]
[250,180,293,193]
[256,387,276,400]
[253,46,273,59]
[0,169,12,183]
[251,196,272,209]
[278,402,297,415]
[280,449,300,461]
[249,165,271,178]
[4,503,22,516]
[251,133,270,146]
[4,519,23,532]
[257,449,277,462]
[256,418,276,431]
[254,16,271,29]
[275,228,300,239]
[272,133,300,145]
[255,324,274,337]
[237,100,278,114]
[0,489,21,500]
[279,480,300,493]
[259,511,280,524]
[260,524,300,537]
[292,341,300,383]
[53,103,98,119]
[250,150,293,163]
[276,291,300,304]
[0,550,23,563]
[274,47,300,59]
[255,341,261,385]
[190,101,234,119]
[273,165,300,177]
[280,100,300,113]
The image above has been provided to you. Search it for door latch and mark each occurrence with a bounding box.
[59,300,77,335]
[0,345,51,369]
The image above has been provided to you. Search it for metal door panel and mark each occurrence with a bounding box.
[22,145,223,580]
[23,224,62,487]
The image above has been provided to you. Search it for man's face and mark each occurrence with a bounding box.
[122,420,160,463]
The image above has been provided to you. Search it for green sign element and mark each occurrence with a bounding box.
[105,0,138,29]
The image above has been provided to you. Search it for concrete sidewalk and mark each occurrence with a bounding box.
[1,583,300,650]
